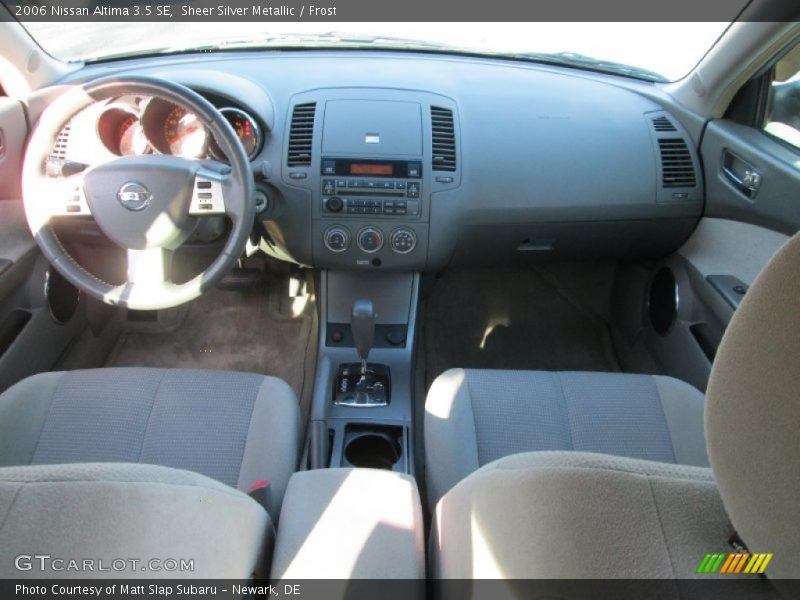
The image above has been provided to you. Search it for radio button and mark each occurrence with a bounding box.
[335,179,347,188]
[357,227,384,253]
[326,196,343,213]
[395,181,406,190]
[324,226,351,253]
[407,163,422,177]
[406,200,420,216]
[322,180,335,195]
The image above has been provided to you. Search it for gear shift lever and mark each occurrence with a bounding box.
[333,299,390,407]
[351,299,375,374]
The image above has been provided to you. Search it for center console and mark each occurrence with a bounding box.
[305,270,419,475]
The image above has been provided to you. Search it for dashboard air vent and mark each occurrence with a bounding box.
[287,102,316,167]
[658,138,696,188]
[51,124,71,159]
[430,106,456,171]
[651,115,677,132]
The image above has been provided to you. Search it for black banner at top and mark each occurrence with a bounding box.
[1,0,800,22]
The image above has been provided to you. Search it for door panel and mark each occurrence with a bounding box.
[0,96,86,392]
[0,97,36,301]
[640,119,797,391]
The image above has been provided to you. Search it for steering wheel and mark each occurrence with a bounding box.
[22,76,255,310]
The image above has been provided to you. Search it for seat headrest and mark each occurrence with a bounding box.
[706,231,800,579]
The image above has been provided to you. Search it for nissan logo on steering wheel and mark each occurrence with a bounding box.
[117,182,152,211]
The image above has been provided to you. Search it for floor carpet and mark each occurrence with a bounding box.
[106,275,317,411]
[423,265,621,387]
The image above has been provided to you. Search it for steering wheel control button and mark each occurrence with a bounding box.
[390,228,417,254]
[189,170,226,215]
[324,226,351,253]
[357,227,384,254]
[117,182,152,211]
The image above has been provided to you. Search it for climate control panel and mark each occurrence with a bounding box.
[322,225,420,259]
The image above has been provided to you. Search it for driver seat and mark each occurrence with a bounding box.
[0,367,301,577]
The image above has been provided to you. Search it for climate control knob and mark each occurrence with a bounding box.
[357,227,384,253]
[390,228,417,254]
[323,226,350,253]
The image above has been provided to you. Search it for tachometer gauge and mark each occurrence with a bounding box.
[164,106,208,158]
[97,106,149,156]
[117,114,149,156]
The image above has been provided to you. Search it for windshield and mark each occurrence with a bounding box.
[22,22,731,82]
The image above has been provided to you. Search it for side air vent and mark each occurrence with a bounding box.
[287,102,316,167]
[658,138,697,188]
[430,106,456,171]
[651,115,677,132]
[51,124,71,159]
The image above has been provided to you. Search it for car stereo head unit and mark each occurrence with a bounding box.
[321,158,422,179]
[320,156,423,218]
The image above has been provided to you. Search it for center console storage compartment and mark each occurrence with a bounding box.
[271,468,425,581]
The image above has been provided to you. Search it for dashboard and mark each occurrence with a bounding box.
[47,50,705,272]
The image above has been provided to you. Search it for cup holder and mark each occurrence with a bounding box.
[344,430,402,470]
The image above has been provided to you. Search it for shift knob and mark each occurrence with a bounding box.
[351,299,375,363]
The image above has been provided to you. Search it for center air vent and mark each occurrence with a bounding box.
[657,138,697,188]
[287,102,316,167]
[430,106,456,171]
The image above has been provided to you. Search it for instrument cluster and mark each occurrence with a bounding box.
[95,95,262,161]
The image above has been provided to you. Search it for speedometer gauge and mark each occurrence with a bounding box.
[163,106,208,158]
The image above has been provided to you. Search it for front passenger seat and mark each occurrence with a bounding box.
[425,369,707,506]
[429,233,800,580]
[0,368,301,578]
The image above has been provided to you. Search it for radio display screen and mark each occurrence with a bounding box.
[350,163,394,176]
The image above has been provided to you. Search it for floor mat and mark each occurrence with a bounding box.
[424,266,621,386]
[107,277,316,408]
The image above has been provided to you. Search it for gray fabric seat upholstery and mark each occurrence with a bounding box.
[0,463,273,579]
[0,367,302,517]
[425,369,707,505]
[431,452,733,579]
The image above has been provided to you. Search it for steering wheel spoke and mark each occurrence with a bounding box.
[45,173,92,218]
[189,167,228,216]
[126,247,173,286]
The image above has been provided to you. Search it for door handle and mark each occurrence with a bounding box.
[722,150,761,198]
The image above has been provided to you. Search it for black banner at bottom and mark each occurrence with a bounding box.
[4,579,800,600]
